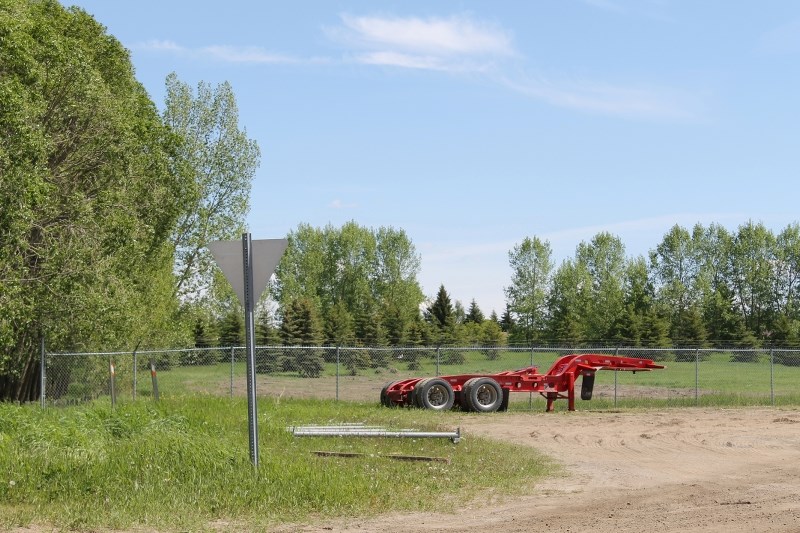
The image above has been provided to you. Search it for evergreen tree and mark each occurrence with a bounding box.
[324,301,355,346]
[500,304,515,333]
[280,298,324,377]
[218,309,244,346]
[671,306,709,347]
[382,303,408,346]
[256,309,281,345]
[428,285,454,329]
[280,298,323,345]
[464,299,485,324]
[426,285,458,345]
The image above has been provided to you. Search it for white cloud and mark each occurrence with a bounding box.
[337,14,514,56]
[132,40,296,64]
[329,14,515,71]
[132,39,185,52]
[500,75,702,121]
[201,45,295,64]
[329,199,358,209]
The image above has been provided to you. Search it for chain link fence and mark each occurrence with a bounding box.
[42,345,800,409]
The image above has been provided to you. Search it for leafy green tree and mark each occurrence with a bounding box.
[479,320,505,359]
[0,1,191,400]
[164,73,259,301]
[775,224,800,323]
[273,222,424,345]
[505,237,553,344]
[730,221,776,341]
[695,224,736,345]
[545,259,591,344]
[609,256,669,346]
[576,232,626,340]
[650,225,704,343]
[373,226,425,338]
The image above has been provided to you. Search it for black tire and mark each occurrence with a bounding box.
[413,378,455,411]
[412,379,429,408]
[380,381,396,407]
[580,373,595,401]
[463,377,503,413]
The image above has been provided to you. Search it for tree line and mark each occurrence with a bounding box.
[505,222,800,349]
[2,1,799,401]
[196,220,800,357]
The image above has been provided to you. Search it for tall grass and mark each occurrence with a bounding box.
[0,397,554,531]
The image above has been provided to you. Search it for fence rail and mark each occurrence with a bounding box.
[42,345,800,409]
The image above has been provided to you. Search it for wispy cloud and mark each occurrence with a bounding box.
[500,75,702,121]
[328,13,698,121]
[329,199,358,209]
[134,39,185,52]
[328,14,514,72]
[132,40,297,64]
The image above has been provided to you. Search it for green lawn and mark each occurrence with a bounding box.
[58,348,800,409]
[0,397,555,531]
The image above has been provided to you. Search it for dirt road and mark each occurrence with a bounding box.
[288,407,800,532]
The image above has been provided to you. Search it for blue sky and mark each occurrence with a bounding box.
[67,1,799,316]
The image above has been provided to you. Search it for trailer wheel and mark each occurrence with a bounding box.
[380,381,397,407]
[414,378,455,411]
[463,377,503,413]
[412,379,430,408]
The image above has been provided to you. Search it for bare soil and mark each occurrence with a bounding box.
[277,407,800,532]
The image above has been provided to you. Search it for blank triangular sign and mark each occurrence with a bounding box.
[208,238,288,306]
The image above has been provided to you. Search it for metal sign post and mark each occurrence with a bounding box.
[241,233,259,466]
[209,234,288,468]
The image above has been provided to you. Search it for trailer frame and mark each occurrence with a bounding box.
[380,353,664,412]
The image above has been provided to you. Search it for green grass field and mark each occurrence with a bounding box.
[0,397,555,531]
[132,348,800,409]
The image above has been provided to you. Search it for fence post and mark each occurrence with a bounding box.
[529,345,534,410]
[335,346,340,402]
[436,346,440,376]
[695,348,699,406]
[40,336,46,409]
[109,357,117,409]
[614,347,619,408]
[230,346,235,399]
[770,348,775,406]
[149,358,160,402]
[132,342,140,401]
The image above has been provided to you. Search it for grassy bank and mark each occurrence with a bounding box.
[0,397,554,531]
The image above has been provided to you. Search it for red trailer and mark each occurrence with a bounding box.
[380,353,664,412]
